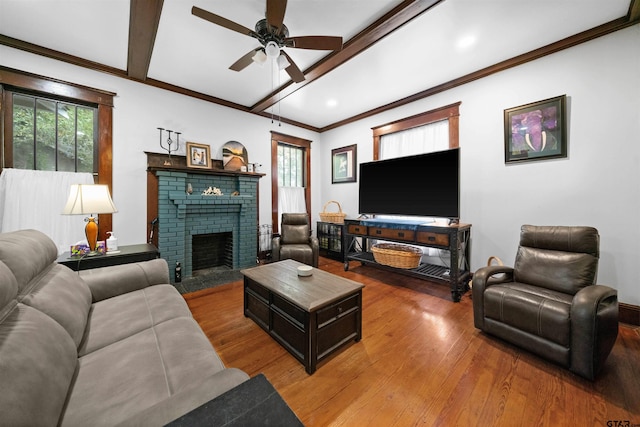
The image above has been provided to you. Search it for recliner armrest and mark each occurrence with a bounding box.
[272,236,282,262]
[570,284,618,380]
[310,236,319,267]
[80,258,170,302]
[472,265,514,328]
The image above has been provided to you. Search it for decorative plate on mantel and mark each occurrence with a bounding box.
[222,141,248,171]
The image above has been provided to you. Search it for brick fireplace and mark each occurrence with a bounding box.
[147,153,263,283]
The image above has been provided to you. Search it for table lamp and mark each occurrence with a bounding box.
[62,184,118,256]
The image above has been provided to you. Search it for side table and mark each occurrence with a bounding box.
[57,243,160,271]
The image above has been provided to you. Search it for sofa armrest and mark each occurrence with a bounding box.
[79,258,170,302]
[570,284,618,380]
[472,265,514,328]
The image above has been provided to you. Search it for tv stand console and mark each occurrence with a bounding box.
[344,219,471,302]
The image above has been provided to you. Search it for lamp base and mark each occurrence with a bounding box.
[85,250,105,257]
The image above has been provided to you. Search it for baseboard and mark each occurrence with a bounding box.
[619,303,640,326]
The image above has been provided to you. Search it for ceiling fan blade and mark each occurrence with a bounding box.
[280,51,305,83]
[284,36,343,51]
[266,0,287,33]
[192,6,256,38]
[229,48,262,71]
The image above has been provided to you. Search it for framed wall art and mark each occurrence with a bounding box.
[504,95,567,163]
[332,144,357,184]
[186,142,211,169]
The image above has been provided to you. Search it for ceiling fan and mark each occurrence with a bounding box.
[192,0,343,83]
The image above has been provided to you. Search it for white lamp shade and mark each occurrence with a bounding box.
[265,41,280,59]
[252,49,267,65]
[62,184,118,215]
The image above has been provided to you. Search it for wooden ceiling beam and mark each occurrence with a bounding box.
[127,0,164,80]
[249,0,444,114]
[629,0,640,21]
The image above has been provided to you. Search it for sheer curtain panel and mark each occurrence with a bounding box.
[0,169,95,253]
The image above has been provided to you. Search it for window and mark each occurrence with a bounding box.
[277,143,304,187]
[372,102,460,160]
[11,92,97,173]
[271,131,311,233]
[1,66,115,237]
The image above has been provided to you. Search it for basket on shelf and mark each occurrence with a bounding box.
[371,243,422,269]
[319,200,347,224]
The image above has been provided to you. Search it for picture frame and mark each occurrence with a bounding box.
[332,144,357,184]
[504,95,567,163]
[186,142,211,169]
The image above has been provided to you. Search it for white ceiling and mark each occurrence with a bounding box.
[0,0,634,130]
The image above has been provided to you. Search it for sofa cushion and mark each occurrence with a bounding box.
[483,282,573,346]
[0,303,77,427]
[78,284,193,356]
[0,229,58,291]
[0,261,18,308]
[19,264,92,348]
[61,317,229,426]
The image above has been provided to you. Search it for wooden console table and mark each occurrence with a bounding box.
[344,219,471,302]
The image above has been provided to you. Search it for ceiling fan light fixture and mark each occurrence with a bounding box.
[252,49,267,65]
[265,41,280,59]
[277,54,290,70]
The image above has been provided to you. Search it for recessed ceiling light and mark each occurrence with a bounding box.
[326,99,338,108]
[456,35,476,50]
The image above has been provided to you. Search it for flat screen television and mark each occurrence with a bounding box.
[358,148,459,219]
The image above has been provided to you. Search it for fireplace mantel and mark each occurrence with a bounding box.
[146,151,265,178]
[168,192,254,219]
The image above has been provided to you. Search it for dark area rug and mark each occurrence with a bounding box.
[166,373,303,426]
[174,266,244,294]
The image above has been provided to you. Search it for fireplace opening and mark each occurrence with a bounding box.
[192,232,233,274]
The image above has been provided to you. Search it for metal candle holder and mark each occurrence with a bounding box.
[157,127,181,164]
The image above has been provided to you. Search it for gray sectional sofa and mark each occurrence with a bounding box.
[0,229,249,426]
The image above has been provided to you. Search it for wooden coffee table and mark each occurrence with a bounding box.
[241,259,364,374]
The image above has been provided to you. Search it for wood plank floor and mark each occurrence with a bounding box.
[184,257,640,426]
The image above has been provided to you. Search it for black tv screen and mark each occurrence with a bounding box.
[358,148,459,219]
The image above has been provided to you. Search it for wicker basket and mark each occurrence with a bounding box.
[319,200,347,224]
[372,243,422,269]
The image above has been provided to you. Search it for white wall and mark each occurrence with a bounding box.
[0,45,321,248]
[320,24,640,304]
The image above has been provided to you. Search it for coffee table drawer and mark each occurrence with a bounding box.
[246,292,269,329]
[246,278,270,301]
[273,294,306,326]
[317,310,359,358]
[317,294,359,327]
[272,311,305,360]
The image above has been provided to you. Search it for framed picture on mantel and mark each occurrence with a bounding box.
[332,144,357,183]
[186,142,211,169]
[504,95,567,164]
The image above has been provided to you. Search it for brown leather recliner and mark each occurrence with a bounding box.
[272,213,319,267]
[472,225,618,380]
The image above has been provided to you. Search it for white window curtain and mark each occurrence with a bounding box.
[0,169,95,254]
[278,186,306,226]
[380,119,449,160]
